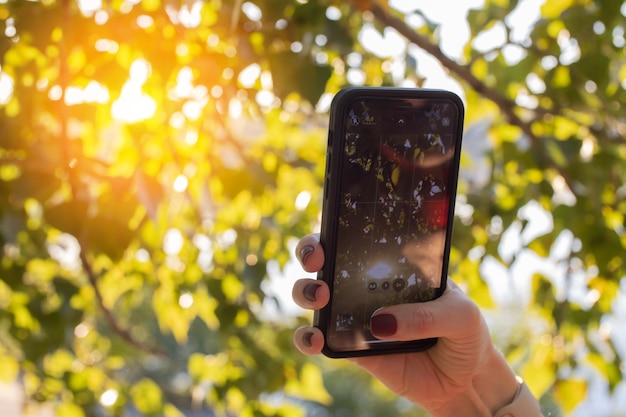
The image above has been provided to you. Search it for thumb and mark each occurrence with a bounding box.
[370,283,484,342]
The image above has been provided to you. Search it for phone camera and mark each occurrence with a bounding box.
[368,282,377,291]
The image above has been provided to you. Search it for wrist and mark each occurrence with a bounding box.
[428,346,519,417]
[472,346,520,414]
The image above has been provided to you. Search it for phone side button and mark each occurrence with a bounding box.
[324,178,329,200]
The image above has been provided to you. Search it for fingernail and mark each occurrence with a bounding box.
[302,331,314,347]
[303,283,320,302]
[371,314,397,337]
[300,245,314,265]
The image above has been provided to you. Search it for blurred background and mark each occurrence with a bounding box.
[0,0,625,416]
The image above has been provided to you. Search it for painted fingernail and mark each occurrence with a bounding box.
[300,245,314,265]
[303,283,320,302]
[302,331,314,347]
[371,314,397,337]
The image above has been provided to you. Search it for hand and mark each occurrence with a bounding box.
[292,234,520,417]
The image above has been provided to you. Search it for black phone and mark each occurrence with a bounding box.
[316,87,465,357]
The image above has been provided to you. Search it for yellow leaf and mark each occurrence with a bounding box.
[130,378,163,414]
[55,403,85,417]
[141,0,160,12]
[553,66,571,88]
[391,166,400,187]
[43,349,75,378]
[519,337,556,398]
[0,355,19,383]
[553,379,587,413]
[222,273,244,302]
[553,115,580,140]
[471,59,489,82]
[226,386,246,415]
[285,363,333,405]
[541,0,574,19]
[164,404,186,417]
[546,19,565,39]
[194,289,220,330]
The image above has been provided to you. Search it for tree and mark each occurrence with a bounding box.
[0,0,624,416]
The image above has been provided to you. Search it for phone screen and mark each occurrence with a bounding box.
[319,88,464,356]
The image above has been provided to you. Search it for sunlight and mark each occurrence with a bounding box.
[358,24,406,58]
[0,69,13,105]
[229,98,243,119]
[77,0,102,16]
[179,292,194,309]
[99,388,118,407]
[163,228,184,256]
[166,0,203,28]
[238,63,261,88]
[111,58,156,123]
[171,67,194,99]
[242,2,262,21]
[64,80,109,105]
[173,174,189,192]
[294,191,311,211]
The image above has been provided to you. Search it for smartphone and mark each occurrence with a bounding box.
[316,87,464,357]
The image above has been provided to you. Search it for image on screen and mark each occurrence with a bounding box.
[327,97,460,351]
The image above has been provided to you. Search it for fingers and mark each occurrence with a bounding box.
[292,234,329,356]
[292,278,330,310]
[294,326,325,355]
[295,233,324,273]
[370,279,484,342]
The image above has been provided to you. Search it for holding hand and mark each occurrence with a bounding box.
[291,234,542,417]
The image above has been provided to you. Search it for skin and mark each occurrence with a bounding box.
[292,234,527,417]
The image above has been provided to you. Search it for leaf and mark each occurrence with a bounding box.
[269,51,332,105]
[553,379,587,413]
[541,0,575,19]
[130,378,163,415]
[222,273,244,302]
[163,404,186,417]
[55,403,86,417]
[0,355,19,383]
[43,200,89,238]
[519,340,556,399]
[285,363,333,405]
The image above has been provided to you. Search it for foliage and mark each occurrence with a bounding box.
[0,0,625,416]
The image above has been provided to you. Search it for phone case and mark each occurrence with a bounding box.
[316,87,465,358]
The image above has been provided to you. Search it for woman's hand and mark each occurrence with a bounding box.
[292,234,520,417]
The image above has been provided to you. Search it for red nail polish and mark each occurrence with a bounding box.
[371,314,397,337]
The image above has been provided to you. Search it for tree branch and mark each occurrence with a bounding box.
[359,1,580,194]
[78,250,167,357]
[364,2,534,140]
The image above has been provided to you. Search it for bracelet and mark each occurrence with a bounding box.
[493,377,544,417]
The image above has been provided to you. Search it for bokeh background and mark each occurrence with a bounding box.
[0,0,625,416]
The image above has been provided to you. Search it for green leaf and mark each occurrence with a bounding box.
[269,51,332,105]
[44,200,89,238]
